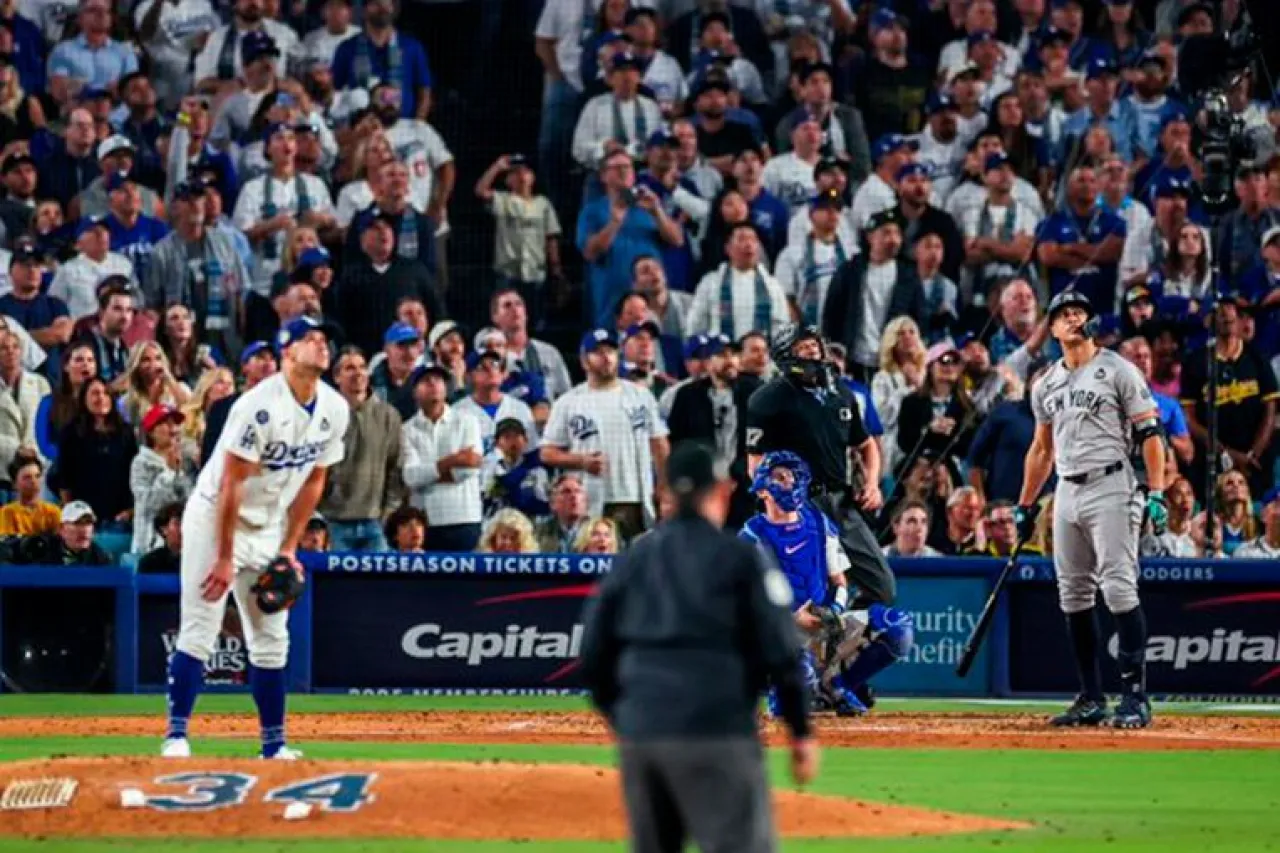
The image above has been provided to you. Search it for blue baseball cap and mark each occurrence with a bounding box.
[383,322,421,347]
[608,51,642,72]
[788,106,821,128]
[262,122,291,144]
[239,341,273,365]
[275,316,331,353]
[895,161,930,182]
[925,91,956,115]
[984,152,1012,172]
[105,170,135,192]
[297,246,331,269]
[684,334,710,360]
[1039,26,1071,47]
[172,178,207,201]
[1086,56,1118,81]
[622,320,661,342]
[580,328,619,353]
[646,128,679,148]
[1262,486,1280,506]
[1153,176,1193,200]
[967,30,997,47]
[870,7,904,30]
[465,349,504,371]
[810,187,844,209]
[242,30,280,63]
[1160,107,1191,131]
[872,133,919,164]
[75,215,108,237]
[408,362,449,386]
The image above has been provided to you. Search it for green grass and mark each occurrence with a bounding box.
[0,696,1276,851]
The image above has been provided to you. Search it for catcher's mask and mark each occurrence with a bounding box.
[752,451,812,512]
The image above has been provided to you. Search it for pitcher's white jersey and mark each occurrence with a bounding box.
[192,374,349,532]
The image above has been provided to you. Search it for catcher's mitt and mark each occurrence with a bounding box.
[252,556,305,614]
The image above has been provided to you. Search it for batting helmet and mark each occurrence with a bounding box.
[751,451,812,512]
[1046,290,1099,338]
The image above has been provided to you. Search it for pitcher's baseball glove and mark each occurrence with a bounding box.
[253,557,305,614]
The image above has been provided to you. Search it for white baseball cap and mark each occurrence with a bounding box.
[1261,225,1280,250]
[61,501,96,524]
[96,134,136,161]
[473,326,506,352]
[427,320,462,351]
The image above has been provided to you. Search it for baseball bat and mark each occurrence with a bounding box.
[955,543,1025,678]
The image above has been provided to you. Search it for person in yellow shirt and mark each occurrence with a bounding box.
[0,456,61,537]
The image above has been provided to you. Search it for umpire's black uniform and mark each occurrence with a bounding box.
[580,442,812,853]
[746,361,897,605]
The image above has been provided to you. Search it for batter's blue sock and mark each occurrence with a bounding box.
[1113,605,1148,695]
[837,639,896,694]
[166,651,205,740]
[1066,608,1105,702]
[251,665,287,756]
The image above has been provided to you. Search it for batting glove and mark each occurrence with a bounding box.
[1014,504,1039,544]
[1146,490,1168,536]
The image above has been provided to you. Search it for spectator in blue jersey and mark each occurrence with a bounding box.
[103,171,170,286]
[331,0,432,119]
[479,418,550,521]
[1036,164,1126,311]
[472,325,548,413]
[0,239,68,355]
[0,1,45,96]
[729,145,789,261]
[635,128,707,294]
[1124,49,1182,160]
[112,73,167,190]
[1119,334,1194,464]
[35,107,99,210]
[1095,0,1152,70]
[578,147,683,328]
[1132,108,1198,209]
[967,361,1039,504]
[46,0,138,108]
[1049,0,1097,69]
[1061,57,1138,164]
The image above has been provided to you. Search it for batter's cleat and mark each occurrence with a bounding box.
[853,683,876,711]
[1110,693,1153,730]
[1049,695,1109,727]
[824,686,868,718]
[160,737,191,758]
[262,745,304,760]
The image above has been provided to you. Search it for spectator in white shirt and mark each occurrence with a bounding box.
[960,152,1041,300]
[193,0,298,96]
[948,62,990,146]
[786,157,855,248]
[937,0,1020,81]
[540,328,670,540]
[335,132,396,229]
[625,7,686,118]
[761,109,823,215]
[914,93,966,194]
[775,188,853,327]
[232,123,335,303]
[295,0,359,70]
[850,133,918,233]
[376,80,455,225]
[48,217,136,320]
[572,51,663,171]
[685,12,767,106]
[133,0,220,111]
[401,362,484,552]
[1236,487,1280,559]
[688,222,789,340]
[453,350,538,455]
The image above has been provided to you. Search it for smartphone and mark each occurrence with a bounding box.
[618,187,637,207]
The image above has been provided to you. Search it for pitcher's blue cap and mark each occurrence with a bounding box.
[275,316,331,353]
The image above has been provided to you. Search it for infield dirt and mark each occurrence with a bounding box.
[3,710,1278,750]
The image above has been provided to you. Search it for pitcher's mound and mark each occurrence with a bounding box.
[0,757,1027,840]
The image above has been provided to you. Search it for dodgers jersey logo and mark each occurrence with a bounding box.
[569,414,599,441]
[626,405,651,432]
[261,439,330,471]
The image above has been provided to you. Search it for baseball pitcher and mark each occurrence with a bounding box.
[740,452,914,717]
[162,317,350,759]
[1017,291,1168,730]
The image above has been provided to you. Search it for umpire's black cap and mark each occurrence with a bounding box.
[666,441,731,498]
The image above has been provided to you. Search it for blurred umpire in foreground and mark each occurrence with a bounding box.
[580,441,817,853]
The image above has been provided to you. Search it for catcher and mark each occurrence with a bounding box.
[740,452,914,717]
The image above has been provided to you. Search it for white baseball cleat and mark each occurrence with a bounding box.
[262,745,303,760]
[161,738,191,758]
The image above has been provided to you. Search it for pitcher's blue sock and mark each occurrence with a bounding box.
[251,665,287,756]
[166,651,205,739]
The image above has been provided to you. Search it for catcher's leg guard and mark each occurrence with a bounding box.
[770,649,820,718]
[837,605,914,695]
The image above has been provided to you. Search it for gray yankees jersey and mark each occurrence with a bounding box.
[1031,349,1155,478]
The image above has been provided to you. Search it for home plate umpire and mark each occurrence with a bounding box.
[580,440,818,853]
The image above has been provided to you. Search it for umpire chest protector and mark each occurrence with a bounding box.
[747,378,863,493]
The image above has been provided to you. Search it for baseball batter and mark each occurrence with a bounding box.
[162,317,349,759]
[1018,291,1168,730]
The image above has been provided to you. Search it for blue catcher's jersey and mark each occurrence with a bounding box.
[740,504,841,611]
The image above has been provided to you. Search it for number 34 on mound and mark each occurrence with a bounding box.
[144,772,376,812]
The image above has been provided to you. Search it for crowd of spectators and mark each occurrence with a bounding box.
[0,0,1278,569]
